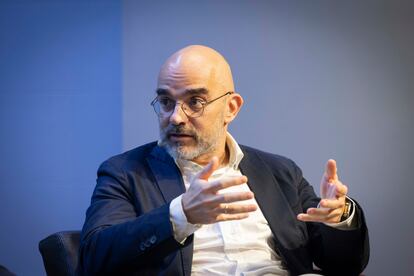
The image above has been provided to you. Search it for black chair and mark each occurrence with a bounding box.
[39,230,81,276]
[0,265,16,276]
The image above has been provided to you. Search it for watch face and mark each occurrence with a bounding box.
[342,201,351,219]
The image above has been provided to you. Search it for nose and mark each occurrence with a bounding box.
[169,103,188,125]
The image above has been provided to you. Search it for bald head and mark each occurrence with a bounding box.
[154,45,244,164]
[157,45,235,95]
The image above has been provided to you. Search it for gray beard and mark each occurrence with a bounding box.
[158,125,223,161]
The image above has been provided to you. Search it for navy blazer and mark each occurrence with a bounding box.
[80,142,369,276]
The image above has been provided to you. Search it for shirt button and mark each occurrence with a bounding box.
[139,242,146,251]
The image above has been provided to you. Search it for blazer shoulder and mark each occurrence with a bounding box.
[240,144,296,167]
[239,144,303,178]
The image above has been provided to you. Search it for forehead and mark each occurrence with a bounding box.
[157,59,223,98]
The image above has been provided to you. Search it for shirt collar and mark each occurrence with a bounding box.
[226,132,244,170]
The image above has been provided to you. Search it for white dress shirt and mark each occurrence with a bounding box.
[169,133,355,275]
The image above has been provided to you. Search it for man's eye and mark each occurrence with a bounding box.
[159,97,174,107]
[188,97,205,110]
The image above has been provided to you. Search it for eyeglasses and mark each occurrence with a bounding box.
[151,91,233,118]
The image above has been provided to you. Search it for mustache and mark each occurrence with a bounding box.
[164,125,196,137]
[164,125,196,136]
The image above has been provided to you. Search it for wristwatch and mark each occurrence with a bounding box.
[340,198,353,221]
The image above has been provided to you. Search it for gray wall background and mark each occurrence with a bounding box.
[123,1,414,275]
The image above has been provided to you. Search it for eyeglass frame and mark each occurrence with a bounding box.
[150,91,234,118]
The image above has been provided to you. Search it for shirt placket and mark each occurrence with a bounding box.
[212,168,248,272]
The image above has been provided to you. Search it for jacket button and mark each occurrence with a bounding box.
[144,240,152,247]
[150,235,157,244]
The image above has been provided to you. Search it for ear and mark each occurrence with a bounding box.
[224,93,243,124]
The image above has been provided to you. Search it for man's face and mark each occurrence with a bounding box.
[154,45,241,163]
[156,86,227,161]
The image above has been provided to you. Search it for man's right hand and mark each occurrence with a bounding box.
[181,156,257,224]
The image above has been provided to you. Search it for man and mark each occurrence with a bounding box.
[80,45,369,275]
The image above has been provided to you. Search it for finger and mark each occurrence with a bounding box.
[305,207,341,217]
[216,213,250,222]
[334,182,348,196]
[208,175,248,193]
[297,213,322,222]
[219,203,257,214]
[322,182,337,199]
[319,198,345,209]
[297,208,343,222]
[197,156,219,180]
[306,207,330,216]
[297,213,340,223]
[209,191,255,204]
[325,159,338,181]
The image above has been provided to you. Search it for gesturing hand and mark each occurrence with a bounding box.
[297,159,348,224]
[181,156,258,224]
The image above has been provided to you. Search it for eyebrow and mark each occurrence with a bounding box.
[155,88,209,97]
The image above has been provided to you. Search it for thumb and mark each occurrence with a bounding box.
[197,156,219,180]
[326,159,338,181]
[320,159,338,199]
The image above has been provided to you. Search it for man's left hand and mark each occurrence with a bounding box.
[297,159,348,224]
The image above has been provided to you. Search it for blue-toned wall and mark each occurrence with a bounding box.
[123,1,414,275]
[0,1,122,275]
[1,1,413,275]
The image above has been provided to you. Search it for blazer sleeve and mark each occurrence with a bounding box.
[79,159,189,275]
[294,164,370,276]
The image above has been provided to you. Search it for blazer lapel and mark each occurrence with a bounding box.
[239,147,306,250]
[146,146,186,203]
[146,145,193,276]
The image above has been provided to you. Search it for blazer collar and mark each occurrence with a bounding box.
[146,145,186,203]
[239,146,306,250]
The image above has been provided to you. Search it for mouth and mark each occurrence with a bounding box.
[168,133,194,142]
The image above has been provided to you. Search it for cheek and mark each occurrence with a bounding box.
[196,119,219,135]
[158,116,169,128]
